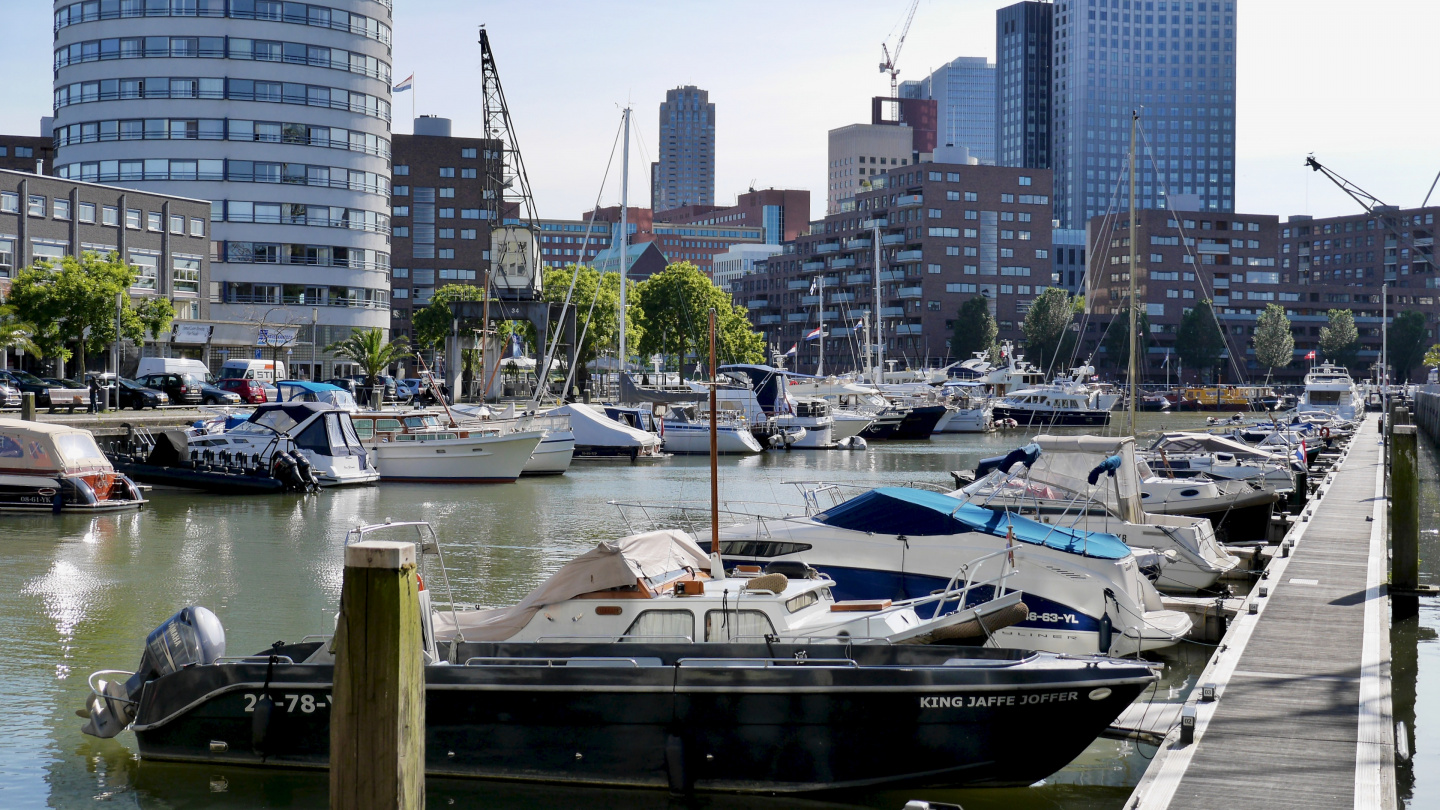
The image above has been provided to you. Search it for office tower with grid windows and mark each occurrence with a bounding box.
[654,86,715,213]
[50,0,396,362]
[996,1,1053,169]
[899,57,996,165]
[1051,0,1237,230]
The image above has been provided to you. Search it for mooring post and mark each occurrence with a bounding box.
[330,540,425,810]
[1391,424,1419,598]
[20,391,35,421]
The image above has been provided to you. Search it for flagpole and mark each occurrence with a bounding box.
[817,274,825,376]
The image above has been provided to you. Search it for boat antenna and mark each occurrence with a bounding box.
[1127,110,1139,437]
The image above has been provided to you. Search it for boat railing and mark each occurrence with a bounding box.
[610,499,793,539]
[215,654,297,665]
[533,634,695,644]
[343,520,463,641]
[675,657,861,668]
[462,656,658,667]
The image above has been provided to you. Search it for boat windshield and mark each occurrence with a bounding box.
[235,409,305,435]
[403,415,443,429]
[54,433,109,467]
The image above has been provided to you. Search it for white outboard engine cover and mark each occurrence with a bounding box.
[81,606,226,739]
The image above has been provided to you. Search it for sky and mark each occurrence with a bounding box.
[5,1,1439,224]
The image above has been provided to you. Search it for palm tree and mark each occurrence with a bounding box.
[0,305,42,367]
[324,328,409,402]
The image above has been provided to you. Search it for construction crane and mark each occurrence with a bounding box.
[879,0,921,103]
[478,25,541,303]
[1303,155,1389,213]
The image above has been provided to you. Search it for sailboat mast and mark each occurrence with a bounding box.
[618,106,631,374]
[1127,110,1139,436]
[873,220,883,382]
[817,274,825,376]
[708,308,719,555]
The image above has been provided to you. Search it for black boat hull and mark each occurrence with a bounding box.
[111,462,295,495]
[867,405,946,440]
[991,405,1112,427]
[129,642,1154,793]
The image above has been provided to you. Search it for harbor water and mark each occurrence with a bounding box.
[0,411,1427,809]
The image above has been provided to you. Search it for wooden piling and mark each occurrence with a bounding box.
[20,392,34,421]
[1391,424,1419,595]
[329,540,425,810]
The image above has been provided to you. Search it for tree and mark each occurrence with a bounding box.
[1176,300,1225,382]
[7,251,173,377]
[1318,308,1359,370]
[1021,287,1074,376]
[1387,310,1428,384]
[325,328,409,395]
[631,263,763,370]
[413,284,486,352]
[1424,343,1440,371]
[1100,306,1150,376]
[539,264,639,381]
[0,304,43,363]
[950,296,997,361]
[1251,303,1296,382]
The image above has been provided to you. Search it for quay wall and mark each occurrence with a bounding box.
[1416,387,1440,442]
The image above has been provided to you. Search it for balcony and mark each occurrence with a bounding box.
[1213,277,1229,288]
[846,309,869,319]
[897,286,923,299]
[815,242,841,254]
[747,299,768,309]
[845,237,872,250]
[847,273,872,284]
[1415,237,1434,247]
[1197,241,1230,254]
[879,270,907,282]
[1213,296,1229,306]
[897,194,923,208]
[894,323,925,335]
[788,279,811,290]
[800,295,820,306]
[829,327,856,337]
[786,312,810,322]
[802,260,826,271]
[862,218,888,229]
[759,314,781,325]
[830,292,856,303]
[832,257,856,269]
[880,307,906,318]
[882,233,908,245]
[819,309,839,321]
[896,249,924,262]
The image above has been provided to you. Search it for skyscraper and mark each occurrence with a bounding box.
[50,0,395,353]
[996,2,1053,169]
[899,57,996,165]
[654,86,715,213]
[1051,0,1238,229]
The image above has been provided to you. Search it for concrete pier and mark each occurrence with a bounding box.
[1127,416,1397,809]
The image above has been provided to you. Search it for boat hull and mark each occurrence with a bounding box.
[991,405,1111,427]
[935,408,993,433]
[879,405,946,440]
[660,423,763,454]
[370,431,543,483]
[521,431,575,476]
[127,642,1155,793]
[0,472,146,511]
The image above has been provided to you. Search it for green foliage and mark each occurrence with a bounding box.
[1319,308,1359,369]
[0,304,42,358]
[1020,287,1075,375]
[950,296,997,361]
[1388,310,1428,383]
[324,328,409,389]
[1424,344,1440,370]
[539,264,638,372]
[7,251,173,376]
[1100,306,1150,374]
[1252,303,1296,374]
[1176,300,1225,381]
[631,263,763,368]
[413,284,485,351]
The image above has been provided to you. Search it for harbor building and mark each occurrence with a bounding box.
[387,116,502,342]
[656,188,810,245]
[713,242,784,290]
[1052,225,1086,293]
[996,1,1053,169]
[736,161,1053,372]
[900,56,997,166]
[49,0,397,366]
[1050,0,1238,229]
[827,123,921,216]
[0,167,211,368]
[0,133,56,175]
[653,86,715,213]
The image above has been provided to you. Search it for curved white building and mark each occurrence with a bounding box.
[50,0,395,368]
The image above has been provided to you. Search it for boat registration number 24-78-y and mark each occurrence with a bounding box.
[242,693,331,714]
[920,691,1081,709]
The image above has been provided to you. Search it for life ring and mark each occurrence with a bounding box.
[1321,426,1331,440]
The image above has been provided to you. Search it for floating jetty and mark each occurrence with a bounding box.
[1125,414,1397,809]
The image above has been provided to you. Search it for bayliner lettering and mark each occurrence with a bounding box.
[920,691,1079,708]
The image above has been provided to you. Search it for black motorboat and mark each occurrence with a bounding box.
[883,403,947,440]
[85,624,1156,793]
[105,429,318,494]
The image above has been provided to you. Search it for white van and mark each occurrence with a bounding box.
[218,359,286,383]
[136,357,213,382]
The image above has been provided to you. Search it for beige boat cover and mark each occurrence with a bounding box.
[432,529,710,641]
[1031,434,1144,524]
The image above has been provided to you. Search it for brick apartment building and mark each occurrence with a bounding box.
[735,162,1053,373]
[0,135,54,175]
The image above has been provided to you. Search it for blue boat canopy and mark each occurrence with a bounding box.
[814,486,1131,560]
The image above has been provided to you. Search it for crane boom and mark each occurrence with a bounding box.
[1304,155,1386,212]
[879,0,922,100]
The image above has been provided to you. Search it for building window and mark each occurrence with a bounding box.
[27,196,45,217]
[460,229,477,240]
[0,192,16,213]
[928,208,943,219]
[461,209,482,219]
[439,228,455,239]
[101,206,118,226]
[126,209,142,229]
[147,212,162,232]
[190,217,205,237]
[439,208,454,218]
[53,199,72,220]
[1019,176,1033,186]
[439,167,455,178]
[172,254,202,294]
[394,165,409,175]
[78,202,97,223]
[129,250,159,290]
[394,185,409,196]
[439,188,455,198]
[461,148,477,159]
[393,267,409,278]
[927,263,942,274]
[461,168,476,179]
[0,238,13,278]
[393,226,410,237]
[170,214,185,234]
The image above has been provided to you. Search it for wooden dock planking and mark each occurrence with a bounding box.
[1129,416,1397,810]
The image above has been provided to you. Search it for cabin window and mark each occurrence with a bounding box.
[0,435,24,458]
[785,591,822,614]
[717,540,813,558]
[295,419,330,454]
[352,419,373,440]
[375,419,403,432]
[622,610,694,642]
[705,610,776,642]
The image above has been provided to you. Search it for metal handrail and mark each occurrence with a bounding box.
[462,656,649,667]
[345,521,462,645]
[215,655,296,664]
[533,634,694,643]
[675,657,861,668]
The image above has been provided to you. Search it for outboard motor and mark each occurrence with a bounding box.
[292,453,320,490]
[81,606,226,739]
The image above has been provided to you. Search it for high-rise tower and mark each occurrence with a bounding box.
[996,1,1053,169]
[654,86,715,213]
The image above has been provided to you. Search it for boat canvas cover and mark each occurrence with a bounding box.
[1032,435,1145,524]
[552,404,660,449]
[0,418,114,475]
[1148,432,1286,463]
[432,530,710,641]
[275,381,358,411]
[815,487,1130,560]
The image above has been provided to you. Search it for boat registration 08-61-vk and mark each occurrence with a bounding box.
[921,691,1083,709]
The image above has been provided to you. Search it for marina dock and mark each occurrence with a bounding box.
[1127,415,1397,809]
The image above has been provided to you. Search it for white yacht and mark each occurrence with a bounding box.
[350,411,544,484]
[188,402,379,487]
[1298,363,1361,421]
[550,403,664,460]
[658,405,764,455]
[707,364,850,449]
[990,385,1112,427]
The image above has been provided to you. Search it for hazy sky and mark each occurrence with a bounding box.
[6,1,1439,223]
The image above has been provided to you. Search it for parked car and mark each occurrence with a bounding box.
[344,374,408,404]
[0,369,55,406]
[116,378,169,410]
[135,372,204,406]
[216,378,268,404]
[402,377,451,405]
[199,382,242,406]
[0,379,18,407]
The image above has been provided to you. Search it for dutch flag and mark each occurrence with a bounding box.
[804,326,823,341]
[393,74,415,93]
[784,344,798,357]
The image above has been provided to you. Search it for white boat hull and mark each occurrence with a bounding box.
[935,407,993,433]
[661,422,763,454]
[369,431,544,483]
[830,413,873,442]
[522,430,575,476]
